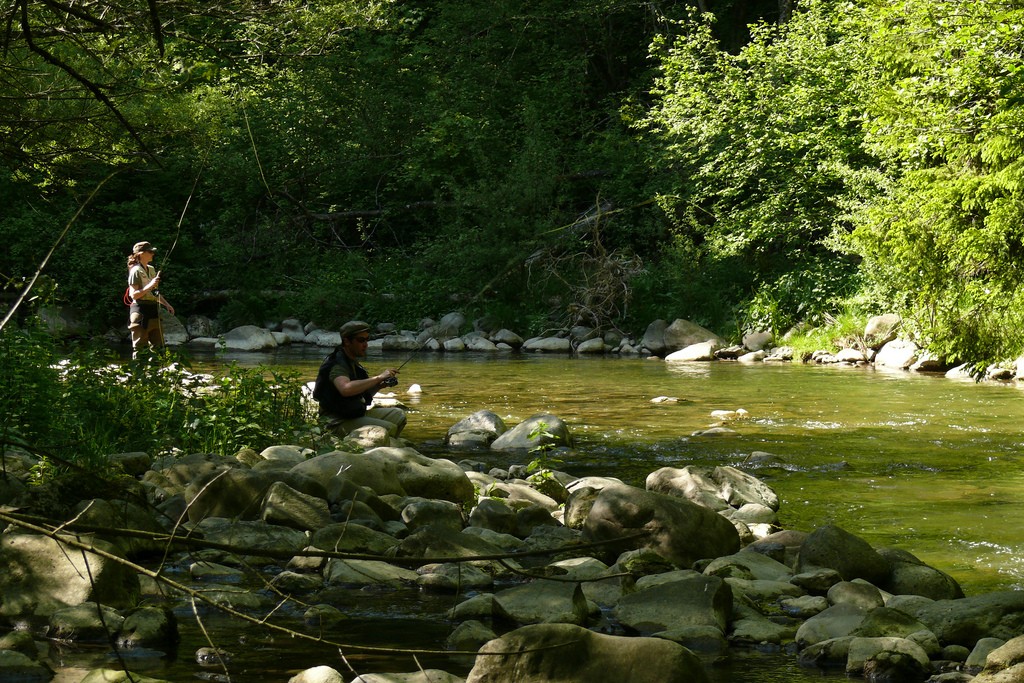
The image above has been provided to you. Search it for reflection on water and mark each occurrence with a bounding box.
[173,345,1024,683]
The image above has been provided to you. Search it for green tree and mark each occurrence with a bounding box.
[850,0,1024,363]
[2,0,832,338]
[636,1,874,333]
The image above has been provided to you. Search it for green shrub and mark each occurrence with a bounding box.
[782,307,871,359]
[1,319,316,480]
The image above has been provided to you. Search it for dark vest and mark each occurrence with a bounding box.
[312,351,373,419]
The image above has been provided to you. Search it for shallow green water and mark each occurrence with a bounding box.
[214,345,1024,596]
[169,346,1024,682]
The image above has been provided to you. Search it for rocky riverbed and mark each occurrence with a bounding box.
[2,410,1023,683]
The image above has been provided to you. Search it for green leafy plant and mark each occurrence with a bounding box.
[525,421,564,476]
[1,311,317,486]
[781,306,872,360]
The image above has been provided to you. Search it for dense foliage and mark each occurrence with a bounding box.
[0,317,317,480]
[636,1,873,335]
[850,0,1024,364]
[2,0,1023,364]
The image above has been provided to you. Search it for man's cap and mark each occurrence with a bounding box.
[339,320,371,339]
[132,241,156,254]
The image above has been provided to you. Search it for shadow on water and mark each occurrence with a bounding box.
[160,345,1024,682]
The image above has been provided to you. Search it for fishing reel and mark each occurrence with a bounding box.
[380,375,399,388]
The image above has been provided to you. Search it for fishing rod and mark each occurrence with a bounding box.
[152,160,204,291]
[148,161,204,348]
[379,335,429,387]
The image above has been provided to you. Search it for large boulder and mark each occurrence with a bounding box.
[874,339,919,370]
[401,499,465,534]
[418,562,494,592]
[261,482,331,531]
[492,580,591,625]
[795,603,869,648]
[184,467,278,522]
[186,314,219,338]
[746,529,808,568]
[846,636,931,679]
[0,650,53,682]
[311,523,399,555]
[864,314,901,348]
[49,602,125,643]
[68,499,167,558]
[702,550,794,582]
[0,534,139,616]
[641,319,669,355]
[878,547,964,600]
[351,672,465,683]
[576,338,607,354]
[446,410,508,449]
[79,670,170,683]
[899,591,1024,647]
[972,635,1024,682]
[144,453,236,495]
[796,525,890,585]
[393,526,508,564]
[159,311,188,345]
[614,572,732,636]
[220,324,278,350]
[742,330,774,352]
[192,518,308,558]
[117,605,179,650]
[491,328,523,347]
[646,466,779,512]
[663,319,725,354]
[466,623,709,683]
[306,329,342,347]
[522,337,573,353]
[664,342,719,362]
[491,414,573,451]
[323,560,419,587]
[289,666,345,683]
[464,336,499,352]
[582,484,740,567]
[278,318,307,343]
[468,498,518,536]
[290,447,474,503]
[429,312,466,340]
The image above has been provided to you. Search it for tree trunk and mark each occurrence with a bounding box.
[779,0,793,23]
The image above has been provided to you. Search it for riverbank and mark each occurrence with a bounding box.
[126,307,1024,386]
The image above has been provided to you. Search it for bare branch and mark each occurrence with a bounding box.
[18,0,159,164]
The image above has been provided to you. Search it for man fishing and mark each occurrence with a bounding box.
[313,320,407,437]
[126,241,174,358]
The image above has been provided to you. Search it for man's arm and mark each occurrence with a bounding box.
[332,368,397,397]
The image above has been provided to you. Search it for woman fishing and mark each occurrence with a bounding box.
[126,240,175,357]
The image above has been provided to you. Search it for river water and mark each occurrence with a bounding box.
[102,346,1024,683]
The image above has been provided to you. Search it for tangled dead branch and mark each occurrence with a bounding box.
[527,199,645,335]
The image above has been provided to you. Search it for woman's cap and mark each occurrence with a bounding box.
[339,320,370,339]
[133,241,156,253]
